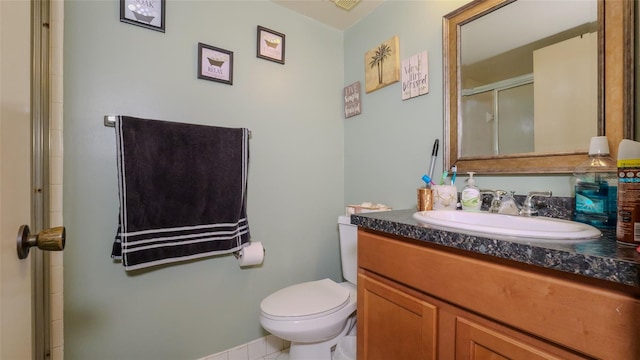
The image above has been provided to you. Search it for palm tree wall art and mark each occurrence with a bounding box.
[364,36,400,93]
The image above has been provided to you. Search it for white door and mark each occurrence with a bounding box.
[1,0,36,358]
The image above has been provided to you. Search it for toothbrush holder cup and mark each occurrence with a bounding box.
[417,188,433,211]
[432,185,458,210]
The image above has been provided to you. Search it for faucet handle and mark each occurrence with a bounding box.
[519,191,552,216]
[487,190,507,213]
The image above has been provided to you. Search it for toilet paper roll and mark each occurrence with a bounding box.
[237,242,265,267]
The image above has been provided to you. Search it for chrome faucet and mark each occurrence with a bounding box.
[498,191,521,215]
[519,191,552,216]
[486,190,506,213]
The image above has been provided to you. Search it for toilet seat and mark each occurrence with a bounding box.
[260,279,350,321]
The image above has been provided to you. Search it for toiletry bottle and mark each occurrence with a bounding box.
[461,172,481,211]
[616,139,640,245]
[573,136,617,229]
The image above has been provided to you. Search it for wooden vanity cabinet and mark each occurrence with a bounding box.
[358,274,437,360]
[356,230,640,359]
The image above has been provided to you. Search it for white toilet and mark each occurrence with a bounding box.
[259,215,357,360]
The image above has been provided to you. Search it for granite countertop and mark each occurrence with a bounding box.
[351,209,640,288]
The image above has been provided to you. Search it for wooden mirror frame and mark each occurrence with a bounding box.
[443,0,634,174]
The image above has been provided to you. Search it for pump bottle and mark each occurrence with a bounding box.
[461,172,481,211]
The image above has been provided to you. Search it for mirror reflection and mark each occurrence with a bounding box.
[443,0,631,174]
[459,0,598,157]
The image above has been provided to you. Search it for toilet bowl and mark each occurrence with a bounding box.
[260,280,356,359]
[259,216,357,360]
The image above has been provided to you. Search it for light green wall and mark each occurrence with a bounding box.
[343,0,573,210]
[64,0,579,358]
[64,1,344,359]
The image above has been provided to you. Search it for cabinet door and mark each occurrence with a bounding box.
[456,317,587,360]
[358,274,437,360]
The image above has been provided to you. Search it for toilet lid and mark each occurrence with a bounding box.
[261,279,350,318]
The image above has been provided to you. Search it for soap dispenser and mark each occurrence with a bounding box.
[461,172,481,211]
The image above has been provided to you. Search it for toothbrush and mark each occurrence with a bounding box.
[421,174,435,186]
[439,170,449,185]
[451,165,457,185]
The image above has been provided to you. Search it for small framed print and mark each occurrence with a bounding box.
[197,43,233,85]
[120,0,166,33]
[257,26,285,65]
[344,81,362,118]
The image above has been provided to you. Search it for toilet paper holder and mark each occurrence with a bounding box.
[233,246,266,259]
[233,242,265,267]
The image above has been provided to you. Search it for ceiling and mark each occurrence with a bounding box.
[271,0,384,30]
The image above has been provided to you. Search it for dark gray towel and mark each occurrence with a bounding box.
[111,116,250,271]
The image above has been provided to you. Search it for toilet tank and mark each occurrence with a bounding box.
[338,215,358,285]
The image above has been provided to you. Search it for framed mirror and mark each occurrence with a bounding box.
[444,0,634,174]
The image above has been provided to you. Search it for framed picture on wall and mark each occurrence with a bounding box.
[364,36,400,93]
[197,43,234,85]
[120,0,166,32]
[257,26,285,64]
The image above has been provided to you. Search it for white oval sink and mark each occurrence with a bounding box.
[413,211,602,242]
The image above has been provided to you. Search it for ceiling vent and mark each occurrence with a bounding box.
[333,0,361,11]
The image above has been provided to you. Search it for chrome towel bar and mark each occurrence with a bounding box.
[103,115,252,136]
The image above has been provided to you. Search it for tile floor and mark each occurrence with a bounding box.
[261,349,289,360]
[198,335,289,360]
[200,333,355,360]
